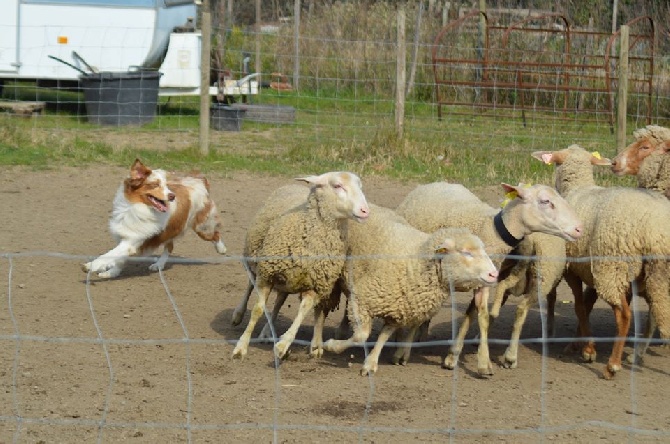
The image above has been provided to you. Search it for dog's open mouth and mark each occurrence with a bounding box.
[148,195,169,213]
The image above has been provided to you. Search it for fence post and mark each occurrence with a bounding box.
[396,6,406,139]
[199,0,212,156]
[255,0,261,75]
[294,0,301,90]
[616,25,629,153]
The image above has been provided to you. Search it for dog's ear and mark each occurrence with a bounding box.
[130,159,151,181]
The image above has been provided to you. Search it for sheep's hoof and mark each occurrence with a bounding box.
[603,362,621,380]
[581,347,597,363]
[442,354,458,370]
[323,339,346,354]
[502,352,518,369]
[478,361,494,377]
[626,352,644,366]
[231,345,247,360]
[390,351,408,366]
[274,340,291,359]
[360,362,378,376]
[309,344,324,358]
[231,310,244,326]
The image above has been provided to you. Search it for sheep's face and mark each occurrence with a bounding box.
[507,183,584,242]
[296,172,370,222]
[611,137,661,176]
[435,231,498,287]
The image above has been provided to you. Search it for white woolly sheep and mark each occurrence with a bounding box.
[488,232,566,369]
[323,212,498,376]
[610,125,670,180]
[532,144,670,379]
[395,182,583,376]
[230,184,308,337]
[231,172,370,360]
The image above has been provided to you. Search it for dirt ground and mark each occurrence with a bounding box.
[0,165,668,443]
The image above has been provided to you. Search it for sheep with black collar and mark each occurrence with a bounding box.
[395,181,582,376]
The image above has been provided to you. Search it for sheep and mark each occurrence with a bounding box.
[610,125,670,181]
[532,144,670,379]
[231,172,370,360]
[395,182,583,376]
[322,210,499,376]
[487,232,566,369]
[612,139,670,196]
[230,184,308,338]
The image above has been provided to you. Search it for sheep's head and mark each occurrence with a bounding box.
[499,182,583,242]
[295,171,370,222]
[433,228,498,287]
[612,128,670,176]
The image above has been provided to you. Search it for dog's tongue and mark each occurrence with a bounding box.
[149,196,168,213]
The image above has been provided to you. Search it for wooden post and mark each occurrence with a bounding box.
[293,0,301,90]
[199,0,212,156]
[616,25,629,153]
[395,6,406,139]
[255,0,261,75]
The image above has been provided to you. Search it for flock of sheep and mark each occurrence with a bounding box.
[230,125,670,380]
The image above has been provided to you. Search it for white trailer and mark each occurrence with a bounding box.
[0,0,257,97]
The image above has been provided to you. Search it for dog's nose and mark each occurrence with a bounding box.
[168,193,176,202]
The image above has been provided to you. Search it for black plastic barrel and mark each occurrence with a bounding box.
[211,104,246,131]
[80,70,161,126]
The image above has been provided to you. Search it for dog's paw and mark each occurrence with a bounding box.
[97,268,121,279]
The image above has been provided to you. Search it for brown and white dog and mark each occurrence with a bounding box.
[83,159,227,278]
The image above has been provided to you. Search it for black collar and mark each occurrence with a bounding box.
[494,211,523,248]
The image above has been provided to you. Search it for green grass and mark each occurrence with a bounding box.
[0,82,657,189]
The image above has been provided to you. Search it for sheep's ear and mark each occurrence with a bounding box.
[295,174,328,187]
[130,158,150,180]
[435,238,456,254]
[531,151,556,165]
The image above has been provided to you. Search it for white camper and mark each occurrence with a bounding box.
[0,0,257,97]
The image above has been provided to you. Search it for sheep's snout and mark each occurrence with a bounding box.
[483,269,499,285]
[354,204,370,222]
[564,224,584,241]
[610,156,628,176]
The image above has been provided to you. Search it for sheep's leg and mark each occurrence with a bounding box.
[443,295,477,370]
[258,291,289,340]
[628,312,655,365]
[564,274,597,361]
[309,303,326,358]
[546,286,557,337]
[391,326,418,366]
[361,324,398,376]
[149,241,173,272]
[323,310,372,355]
[275,291,316,359]
[502,294,534,369]
[335,310,350,340]
[232,280,272,359]
[231,281,254,326]
[474,287,494,376]
[490,274,519,319]
[604,296,631,379]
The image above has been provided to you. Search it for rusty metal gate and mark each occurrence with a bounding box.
[431,11,654,131]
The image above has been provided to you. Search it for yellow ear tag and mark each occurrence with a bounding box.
[500,191,518,208]
[591,151,602,159]
[500,184,531,208]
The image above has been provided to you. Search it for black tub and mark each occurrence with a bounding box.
[80,70,161,126]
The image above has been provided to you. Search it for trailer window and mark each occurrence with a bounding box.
[22,0,157,7]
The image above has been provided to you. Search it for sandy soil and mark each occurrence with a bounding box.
[0,165,667,443]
